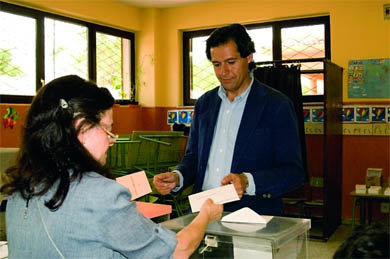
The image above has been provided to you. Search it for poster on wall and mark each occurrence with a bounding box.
[371,107,386,122]
[311,108,324,123]
[342,106,355,123]
[347,58,390,98]
[167,110,178,124]
[355,107,371,123]
[178,110,193,124]
[303,108,311,122]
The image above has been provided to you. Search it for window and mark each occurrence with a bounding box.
[0,3,135,104]
[0,11,36,97]
[96,32,132,100]
[44,18,89,82]
[183,16,330,105]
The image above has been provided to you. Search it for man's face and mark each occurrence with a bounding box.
[210,40,253,95]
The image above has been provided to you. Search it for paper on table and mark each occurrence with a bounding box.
[116,171,152,200]
[188,184,239,213]
[136,201,172,219]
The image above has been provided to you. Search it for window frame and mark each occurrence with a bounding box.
[182,16,330,105]
[0,2,136,104]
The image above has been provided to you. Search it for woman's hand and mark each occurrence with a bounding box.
[199,199,223,223]
[174,199,223,259]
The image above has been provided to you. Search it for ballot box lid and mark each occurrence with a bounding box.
[162,212,310,249]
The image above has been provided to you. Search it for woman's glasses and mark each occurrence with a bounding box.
[100,126,118,140]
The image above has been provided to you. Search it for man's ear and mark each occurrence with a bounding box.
[246,53,253,63]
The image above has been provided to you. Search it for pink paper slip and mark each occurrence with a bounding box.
[116,171,152,200]
[136,202,172,219]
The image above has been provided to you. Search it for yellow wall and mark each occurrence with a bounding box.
[2,0,390,106]
[2,0,141,31]
[156,0,390,106]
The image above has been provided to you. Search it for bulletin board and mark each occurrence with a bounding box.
[348,58,390,99]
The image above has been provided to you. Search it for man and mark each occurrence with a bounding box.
[154,23,304,215]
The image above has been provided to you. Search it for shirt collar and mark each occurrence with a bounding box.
[218,76,254,103]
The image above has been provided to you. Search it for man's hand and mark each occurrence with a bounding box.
[153,172,179,195]
[221,173,248,199]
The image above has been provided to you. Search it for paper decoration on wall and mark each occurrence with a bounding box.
[303,108,311,122]
[178,110,193,124]
[167,110,178,124]
[342,107,355,122]
[388,107,390,123]
[3,106,19,129]
[311,108,324,123]
[355,107,371,122]
[372,107,386,122]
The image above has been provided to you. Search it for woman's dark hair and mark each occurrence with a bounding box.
[333,222,390,259]
[1,75,115,210]
[206,23,256,70]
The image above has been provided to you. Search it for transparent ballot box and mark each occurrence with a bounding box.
[162,212,310,259]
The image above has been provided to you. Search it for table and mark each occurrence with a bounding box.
[350,190,390,228]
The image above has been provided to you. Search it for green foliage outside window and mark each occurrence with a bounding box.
[0,49,23,77]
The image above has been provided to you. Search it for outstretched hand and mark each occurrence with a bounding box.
[200,199,223,223]
[153,172,179,195]
[221,173,248,199]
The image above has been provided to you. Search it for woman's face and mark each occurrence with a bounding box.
[78,108,116,165]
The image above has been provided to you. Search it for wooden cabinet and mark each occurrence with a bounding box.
[304,61,343,240]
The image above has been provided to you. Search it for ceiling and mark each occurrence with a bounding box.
[118,0,219,8]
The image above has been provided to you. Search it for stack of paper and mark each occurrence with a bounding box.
[136,201,172,219]
[368,186,381,194]
[355,184,367,194]
[384,187,390,196]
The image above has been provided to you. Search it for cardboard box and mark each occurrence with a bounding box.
[368,186,381,194]
[355,184,367,194]
[365,168,382,187]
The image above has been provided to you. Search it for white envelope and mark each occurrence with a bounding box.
[221,222,267,233]
[221,207,273,224]
[188,184,239,213]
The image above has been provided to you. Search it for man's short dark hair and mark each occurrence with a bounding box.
[206,23,255,61]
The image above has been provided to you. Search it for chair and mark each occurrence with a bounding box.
[282,184,308,217]
[134,134,187,178]
[303,177,324,219]
[105,137,141,177]
[157,184,193,218]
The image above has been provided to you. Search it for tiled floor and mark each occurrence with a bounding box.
[0,208,351,259]
[308,224,351,258]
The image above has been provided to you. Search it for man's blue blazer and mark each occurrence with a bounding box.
[176,79,304,215]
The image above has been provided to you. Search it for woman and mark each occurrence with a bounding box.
[1,75,223,258]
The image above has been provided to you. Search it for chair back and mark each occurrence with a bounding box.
[136,134,188,177]
[106,138,141,177]
[309,177,324,201]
